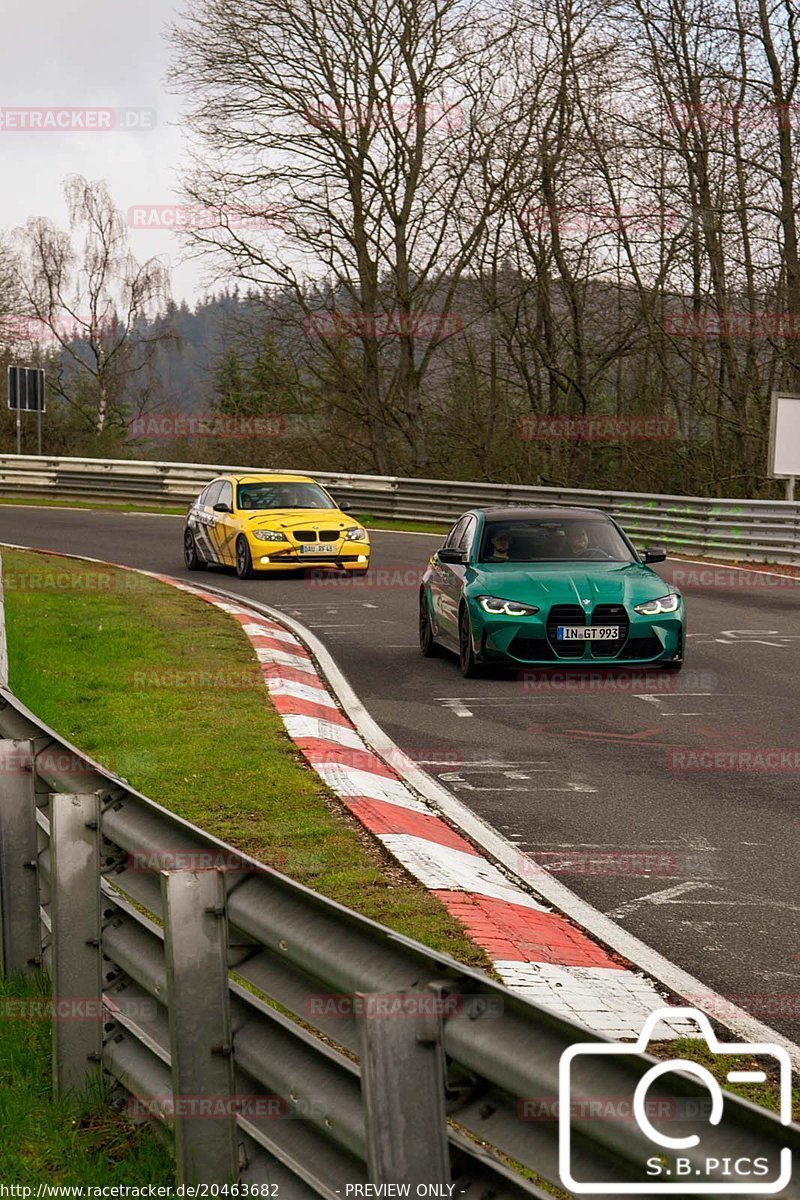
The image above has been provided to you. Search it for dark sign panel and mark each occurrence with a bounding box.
[8,366,46,413]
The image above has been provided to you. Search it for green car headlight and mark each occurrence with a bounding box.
[634,593,681,615]
[253,530,286,542]
[477,595,539,616]
[345,527,368,541]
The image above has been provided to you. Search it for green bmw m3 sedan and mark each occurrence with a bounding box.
[419,507,685,677]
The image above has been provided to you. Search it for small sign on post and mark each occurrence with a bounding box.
[7,366,46,455]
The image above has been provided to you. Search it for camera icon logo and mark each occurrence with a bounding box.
[558,1007,793,1194]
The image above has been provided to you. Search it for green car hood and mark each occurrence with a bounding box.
[464,560,674,607]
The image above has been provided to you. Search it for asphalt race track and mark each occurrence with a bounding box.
[3,505,800,1043]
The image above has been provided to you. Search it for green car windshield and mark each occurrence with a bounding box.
[479,518,635,563]
[237,482,333,511]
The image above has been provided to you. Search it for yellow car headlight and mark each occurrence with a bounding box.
[253,530,286,542]
[344,527,368,542]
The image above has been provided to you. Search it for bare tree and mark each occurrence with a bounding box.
[150,0,800,495]
[170,0,510,472]
[17,176,171,434]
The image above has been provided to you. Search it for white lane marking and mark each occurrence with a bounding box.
[608,881,715,919]
[304,624,366,630]
[286,604,345,610]
[689,627,800,647]
[0,505,182,518]
[364,527,443,538]
[437,696,560,708]
[441,773,597,794]
[362,603,379,609]
[416,759,468,765]
[379,834,549,910]
[494,962,699,1039]
[282,715,365,749]
[440,760,552,772]
[441,698,474,717]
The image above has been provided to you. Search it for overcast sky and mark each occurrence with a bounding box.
[0,0,209,304]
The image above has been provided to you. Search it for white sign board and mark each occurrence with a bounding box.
[768,392,800,478]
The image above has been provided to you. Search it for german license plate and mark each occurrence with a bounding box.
[557,625,620,641]
[299,543,333,554]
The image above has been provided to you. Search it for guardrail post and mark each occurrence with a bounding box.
[161,868,239,1185]
[358,989,451,1185]
[50,791,103,1098]
[0,739,41,974]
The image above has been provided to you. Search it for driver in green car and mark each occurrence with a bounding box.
[565,523,590,556]
[486,527,512,561]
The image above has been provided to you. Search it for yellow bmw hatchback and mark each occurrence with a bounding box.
[183,473,370,579]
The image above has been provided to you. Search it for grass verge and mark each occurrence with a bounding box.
[0,495,449,534]
[357,512,448,535]
[0,972,173,1183]
[3,547,489,968]
[659,1038,799,1120]
[0,496,187,516]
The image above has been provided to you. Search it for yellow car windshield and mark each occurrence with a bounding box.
[237,482,332,511]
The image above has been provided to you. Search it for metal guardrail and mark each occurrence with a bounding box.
[0,604,797,1192]
[1,453,800,564]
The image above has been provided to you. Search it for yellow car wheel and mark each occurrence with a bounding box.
[235,536,255,580]
[184,528,207,572]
